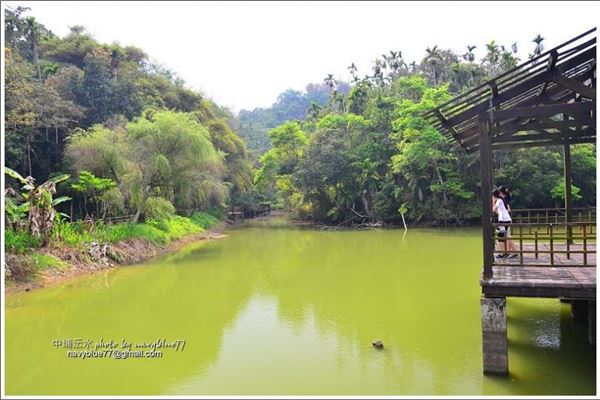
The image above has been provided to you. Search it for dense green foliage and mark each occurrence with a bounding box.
[4,7,254,236]
[253,43,596,225]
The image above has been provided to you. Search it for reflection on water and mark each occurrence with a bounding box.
[4,226,596,395]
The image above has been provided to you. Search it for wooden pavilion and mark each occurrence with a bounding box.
[424,28,596,375]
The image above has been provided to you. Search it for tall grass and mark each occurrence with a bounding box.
[4,230,42,254]
[5,211,222,254]
[190,211,220,229]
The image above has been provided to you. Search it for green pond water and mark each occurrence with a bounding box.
[5,222,596,395]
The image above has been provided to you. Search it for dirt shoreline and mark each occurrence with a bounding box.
[4,223,228,295]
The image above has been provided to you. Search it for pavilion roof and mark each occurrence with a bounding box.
[423,28,596,153]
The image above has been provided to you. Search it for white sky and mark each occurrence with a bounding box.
[3,1,599,112]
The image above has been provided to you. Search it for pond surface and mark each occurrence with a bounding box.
[4,222,596,395]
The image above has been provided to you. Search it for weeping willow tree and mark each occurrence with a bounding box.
[66,109,228,221]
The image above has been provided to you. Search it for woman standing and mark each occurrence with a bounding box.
[492,189,517,258]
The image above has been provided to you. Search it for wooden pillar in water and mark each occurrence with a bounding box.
[479,118,493,279]
[571,300,589,322]
[589,300,596,346]
[481,296,508,375]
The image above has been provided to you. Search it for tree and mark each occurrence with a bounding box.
[391,85,473,224]
[347,62,358,82]
[126,110,226,219]
[81,47,114,124]
[463,45,476,62]
[24,16,42,80]
[5,47,38,176]
[533,34,545,56]
[70,171,117,218]
[424,46,441,86]
[307,102,323,121]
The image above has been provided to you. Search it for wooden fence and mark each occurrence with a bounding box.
[490,221,596,268]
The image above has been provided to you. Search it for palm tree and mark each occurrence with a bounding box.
[485,40,500,65]
[463,45,476,62]
[347,63,358,81]
[334,92,346,114]
[533,34,545,56]
[307,102,322,121]
[388,50,406,74]
[425,46,441,86]
[500,51,519,71]
[324,74,336,91]
[110,47,124,82]
[25,17,42,81]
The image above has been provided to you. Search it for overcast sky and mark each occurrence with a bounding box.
[3,1,599,112]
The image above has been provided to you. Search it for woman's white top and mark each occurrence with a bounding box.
[495,198,512,222]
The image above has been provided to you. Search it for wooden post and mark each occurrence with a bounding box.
[589,301,596,345]
[481,296,508,375]
[583,226,588,266]
[519,225,523,264]
[563,137,573,246]
[479,118,493,280]
[550,224,554,266]
[571,300,589,323]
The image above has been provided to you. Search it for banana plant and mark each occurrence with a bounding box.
[4,194,29,231]
[4,167,71,245]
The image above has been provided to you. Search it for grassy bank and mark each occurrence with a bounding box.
[5,212,221,286]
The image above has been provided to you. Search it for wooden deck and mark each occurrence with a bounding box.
[481,243,596,299]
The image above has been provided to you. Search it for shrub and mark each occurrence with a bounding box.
[190,211,219,229]
[4,230,42,254]
[101,187,125,216]
[53,220,92,246]
[104,222,168,245]
[150,215,203,240]
[143,197,176,220]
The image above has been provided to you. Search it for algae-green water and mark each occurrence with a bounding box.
[4,224,595,395]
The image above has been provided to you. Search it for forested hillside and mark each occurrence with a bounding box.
[237,82,350,157]
[4,6,253,223]
[252,40,596,225]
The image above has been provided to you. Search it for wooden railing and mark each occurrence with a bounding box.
[510,207,596,225]
[97,215,136,224]
[489,221,596,268]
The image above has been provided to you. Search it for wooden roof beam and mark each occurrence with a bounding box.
[491,118,595,137]
[434,109,459,136]
[465,135,596,153]
[553,74,596,99]
[538,50,559,97]
[492,130,585,144]
[489,101,595,120]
